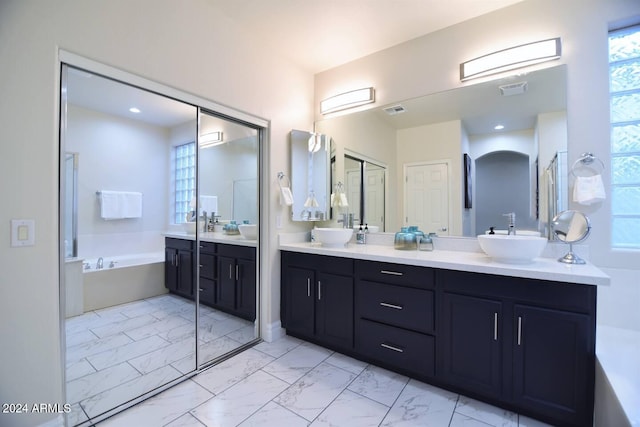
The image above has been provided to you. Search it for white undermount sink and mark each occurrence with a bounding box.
[314,228,354,247]
[477,234,547,264]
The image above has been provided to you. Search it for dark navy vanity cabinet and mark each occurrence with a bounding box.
[165,237,195,298]
[280,251,354,351]
[280,251,597,427]
[165,237,256,320]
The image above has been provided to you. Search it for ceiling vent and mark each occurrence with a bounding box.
[383,104,406,115]
[499,81,528,96]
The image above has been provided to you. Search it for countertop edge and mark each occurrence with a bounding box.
[164,231,257,247]
[279,242,610,287]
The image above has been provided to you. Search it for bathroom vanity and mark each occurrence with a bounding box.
[280,239,608,427]
[165,232,257,321]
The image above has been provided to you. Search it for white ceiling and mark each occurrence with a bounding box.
[207,0,525,73]
[67,0,540,129]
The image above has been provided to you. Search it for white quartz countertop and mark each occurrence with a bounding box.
[279,241,609,287]
[165,231,257,247]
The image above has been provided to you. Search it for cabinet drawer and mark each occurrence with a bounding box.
[165,237,193,251]
[199,241,217,254]
[356,318,435,377]
[199,253,216,279]
[355,260,434,289]
[283,251,353,276]
[356,280,434,333]
[219,243,255,260]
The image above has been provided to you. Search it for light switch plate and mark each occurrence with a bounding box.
[11,219,35,247]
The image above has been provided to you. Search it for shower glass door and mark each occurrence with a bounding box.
[196,109,261,368]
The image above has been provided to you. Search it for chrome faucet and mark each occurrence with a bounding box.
[96,257,104,269]
[503,212,516,235]
[337,213,355,229]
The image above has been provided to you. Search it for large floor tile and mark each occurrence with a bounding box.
[455,396,517,427]
[66,362,140,404]
[311,389,389,427]
[381,380,458,427]
[238,401,310,427]
[262,342,333,384]
[87,334,170,370]
[274,362,357,421]
[97,379,212,427]
[193,348,274,395]
[80,365,183,419]
[191,370,289,427]
[348,364,409,407]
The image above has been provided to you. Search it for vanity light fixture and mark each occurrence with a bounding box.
[460,38,561,81]
[320,87,375,115]
[200,131,224,148]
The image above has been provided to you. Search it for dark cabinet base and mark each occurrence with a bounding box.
[281,251,596,427]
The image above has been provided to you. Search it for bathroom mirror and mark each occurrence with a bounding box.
[290,129,331,221]
[552,210,591,264]
[316,64,567,237]
[335,152,387,230]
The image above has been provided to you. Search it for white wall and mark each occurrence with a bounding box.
[315,0,640,330]
[67,105,169,258]
[0,1,313,426]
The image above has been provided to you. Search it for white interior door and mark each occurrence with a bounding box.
[405,162,449,235]
[365,167,385,229]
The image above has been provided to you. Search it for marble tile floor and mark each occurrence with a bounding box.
[64,294,255,425]
[91,334,553,427]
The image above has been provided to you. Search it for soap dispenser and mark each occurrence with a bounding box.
[356,224,366,244]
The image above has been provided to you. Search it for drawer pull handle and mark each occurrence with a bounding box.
[318,281,322,300]
[381,343,404,353]
[307,277,311,297]
[380,302,403,310]
[380,270,403,276]
[494,312,498,341]
[517,316,522,346]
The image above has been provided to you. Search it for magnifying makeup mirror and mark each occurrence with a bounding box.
[551,210,591,264]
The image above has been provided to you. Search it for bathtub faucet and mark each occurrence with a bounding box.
[96,257,104,269]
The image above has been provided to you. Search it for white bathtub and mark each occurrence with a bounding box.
[81,251,167,312]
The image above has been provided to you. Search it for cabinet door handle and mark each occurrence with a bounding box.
[175,254,179,267]
[307,277,311,297]
[380,302,403,310]
[381,343,404,353]
[380,270,403,276]
[318,281,322,300]
[199,287,204,292]
[229,264,233,279]
[235,265,239,281]
[517,316,522,346]
[494,312,498,341]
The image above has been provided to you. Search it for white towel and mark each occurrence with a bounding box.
[573,174,606,205]
[100,190,142,219]
[280,187,293,206]
[330,192,349,208]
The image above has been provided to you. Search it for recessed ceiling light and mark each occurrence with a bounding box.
[494,124,505,130]
[129,107,141,113]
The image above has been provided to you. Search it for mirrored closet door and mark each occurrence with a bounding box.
[60,62,263,426]
[195,109,260,367]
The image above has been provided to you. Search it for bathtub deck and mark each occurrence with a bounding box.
[64,294,255,425]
